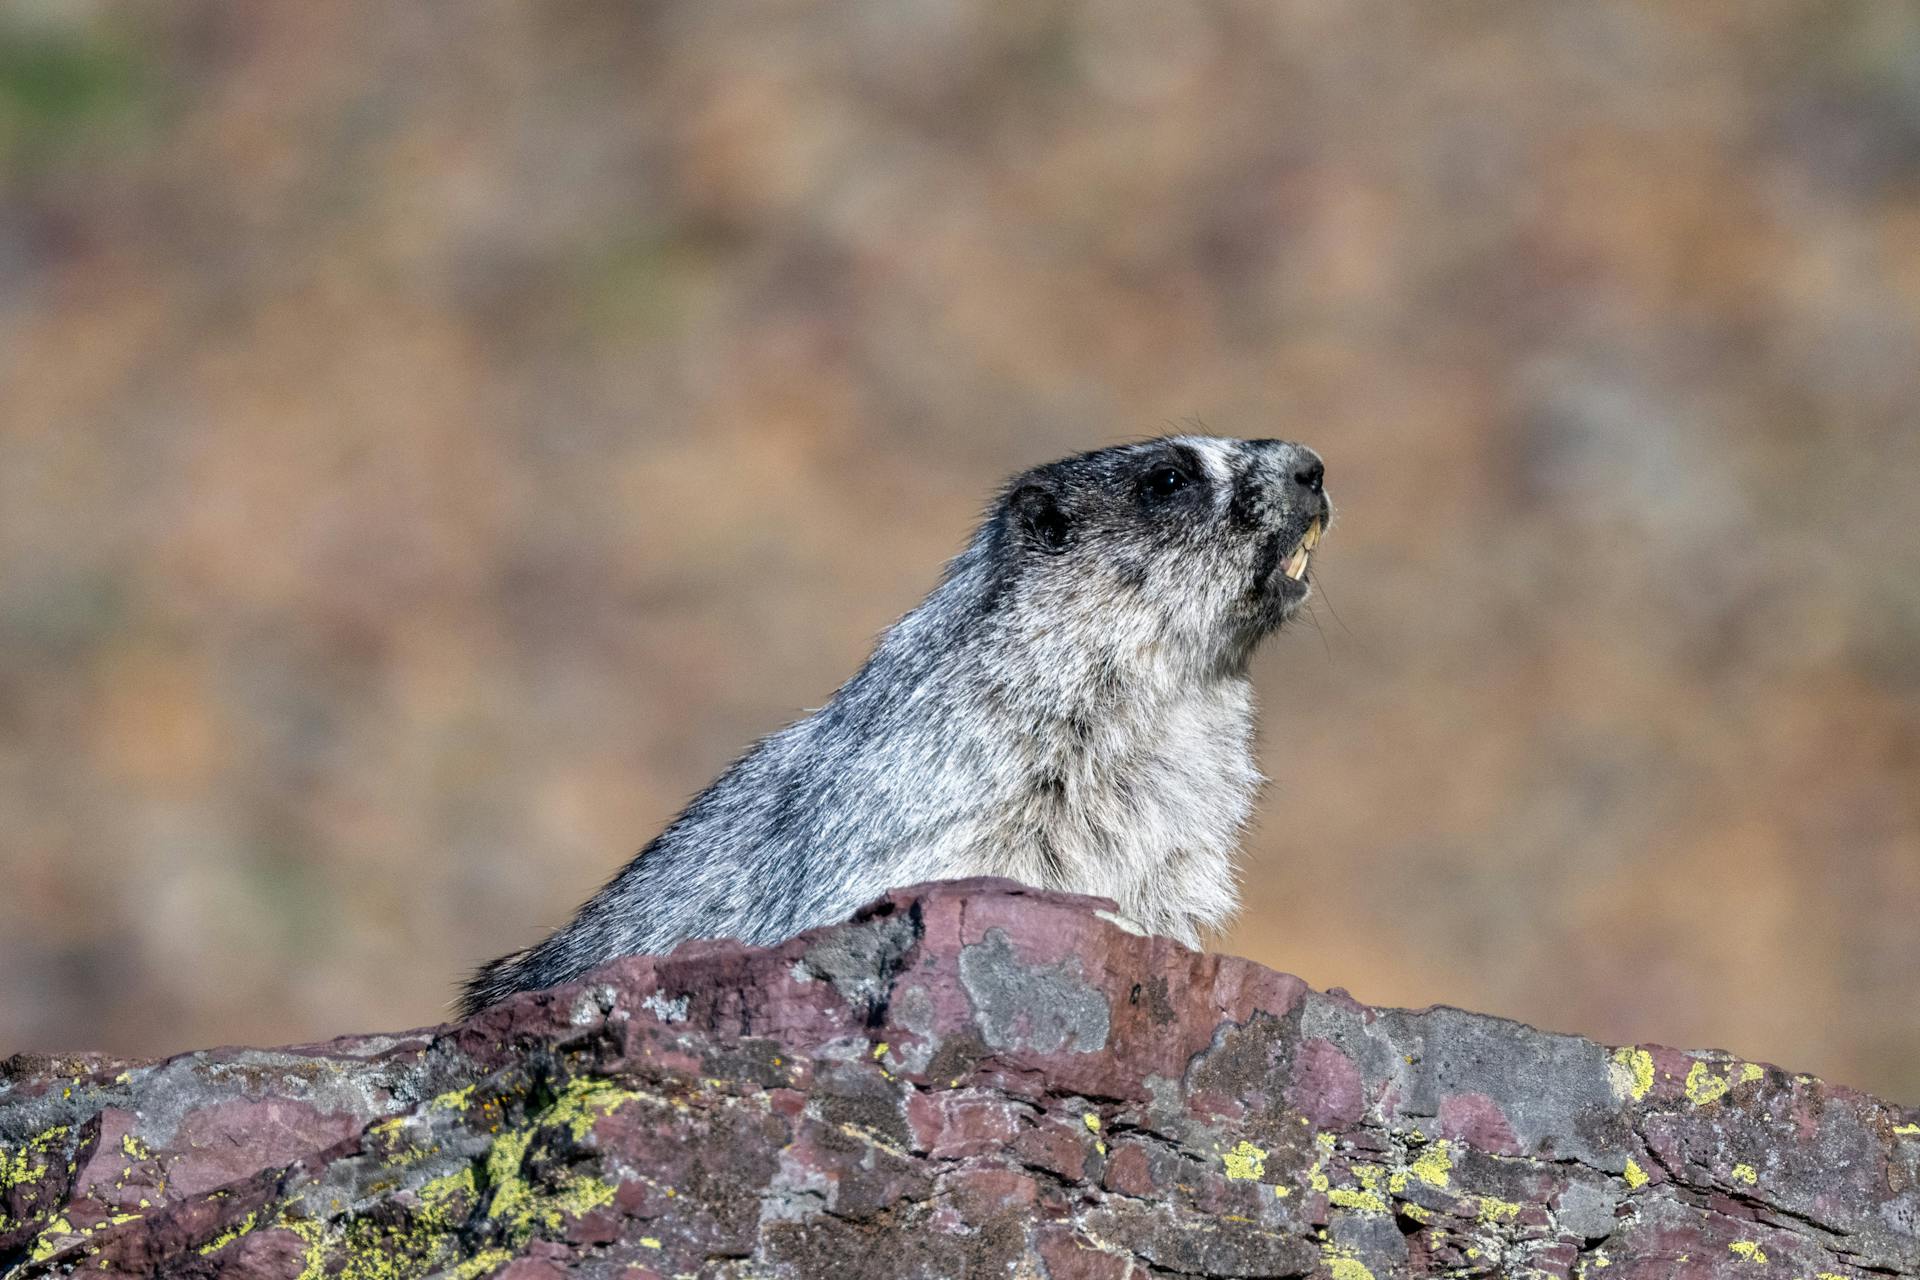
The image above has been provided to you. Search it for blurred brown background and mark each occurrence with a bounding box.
[2,3,1917,1101]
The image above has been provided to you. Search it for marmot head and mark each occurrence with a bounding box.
[990,436,1329,678]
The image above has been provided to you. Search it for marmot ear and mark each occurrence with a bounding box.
[1009,483,1073,555]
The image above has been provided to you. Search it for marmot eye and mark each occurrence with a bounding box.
[1144,466,1188,499]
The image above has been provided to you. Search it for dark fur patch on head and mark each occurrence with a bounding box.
[1009,482,1072,554]
[1228,461,1266,532]
[1251,530,1283,591]
[1130,441,1210,516]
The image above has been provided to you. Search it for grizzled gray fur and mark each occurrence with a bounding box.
[461,437,1329,1014]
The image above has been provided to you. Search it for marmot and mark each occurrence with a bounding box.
[461,436,1328,1015]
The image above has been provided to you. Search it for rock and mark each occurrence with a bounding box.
[2,878,1915,1278]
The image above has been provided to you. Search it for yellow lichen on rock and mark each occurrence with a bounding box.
[430,1084,477,1112]
[1685,1061,1731,1106]
[1609,1047,1656,1102]
[1408,1139,1452,1189]
[1,1125,69,1198]
[1328,1186,1388,1214]
[1321,1242,1377,1280]
[1222,1140,1267,1181]
[1477,1195,1522,1223]
[196,1210,260,1256]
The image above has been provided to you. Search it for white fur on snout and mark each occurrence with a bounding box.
[1179,435,1239,520]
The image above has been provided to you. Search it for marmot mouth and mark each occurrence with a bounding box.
[1280,517,1324,582]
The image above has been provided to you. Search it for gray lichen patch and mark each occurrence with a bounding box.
[795,910,919,1011]
[958,928,1110,1055]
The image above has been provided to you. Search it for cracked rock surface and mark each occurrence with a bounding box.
[2,879,1916,1278]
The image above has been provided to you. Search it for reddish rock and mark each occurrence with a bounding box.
[945,1167,1038,1224]
[1284,1036,1366,1128]
[0,879,1914,1278]
[1435,1089,1525,1155]
[1032,1223,1143,1279]
[1008,1114,1095,1183]
[1099,1141,1154,1199]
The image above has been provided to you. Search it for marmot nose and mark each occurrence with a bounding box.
[1250,439,1326,499]
[1293,457,1324,495]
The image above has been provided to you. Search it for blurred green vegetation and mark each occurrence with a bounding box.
[0,19,144,170]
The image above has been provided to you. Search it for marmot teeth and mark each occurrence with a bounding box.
[1283,518,1323,579]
